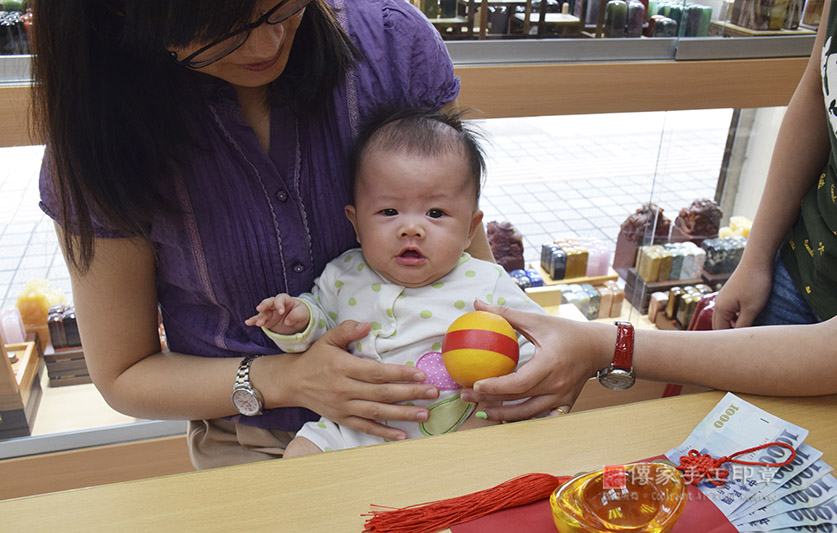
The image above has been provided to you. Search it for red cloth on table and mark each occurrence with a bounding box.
[451,455,736,533]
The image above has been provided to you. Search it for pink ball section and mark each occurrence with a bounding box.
[416,351,460,390]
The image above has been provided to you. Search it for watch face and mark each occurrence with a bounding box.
[598,368,636,390]
[232,388,261,416]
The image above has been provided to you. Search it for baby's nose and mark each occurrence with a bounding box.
[399,221,426,239]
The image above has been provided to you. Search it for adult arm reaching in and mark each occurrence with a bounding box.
[460,300,837,422]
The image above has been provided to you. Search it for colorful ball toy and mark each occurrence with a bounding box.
[441,311,519,387]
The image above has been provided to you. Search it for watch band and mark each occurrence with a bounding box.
[235,356,256,388]
[612,321,634,371]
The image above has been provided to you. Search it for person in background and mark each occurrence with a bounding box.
[712,0,836,329]
[460,1,837,415]
[247,107,545,457]
[33,0,494,469]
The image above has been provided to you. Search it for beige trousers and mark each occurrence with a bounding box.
[187,417,296,470]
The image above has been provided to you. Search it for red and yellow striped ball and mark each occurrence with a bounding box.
[441,311,519,387]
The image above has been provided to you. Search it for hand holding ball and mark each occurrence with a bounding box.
[441,311,519,387]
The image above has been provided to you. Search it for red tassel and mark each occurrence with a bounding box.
[362,472,571,533]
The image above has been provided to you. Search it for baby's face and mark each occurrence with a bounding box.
[345,148,482,288]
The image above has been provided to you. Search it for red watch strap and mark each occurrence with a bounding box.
[613,321,634,371]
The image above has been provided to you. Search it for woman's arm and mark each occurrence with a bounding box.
[60,226,437,439]
[713,0,832,328]
[460,301,837,421]
[633,318,837,396]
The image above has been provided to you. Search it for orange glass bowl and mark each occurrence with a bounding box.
[550,462,688,533]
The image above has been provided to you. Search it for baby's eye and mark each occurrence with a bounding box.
[427,209,444,219]
[381,208,398,216]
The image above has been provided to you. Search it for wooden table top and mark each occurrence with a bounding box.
[3,391,835,532]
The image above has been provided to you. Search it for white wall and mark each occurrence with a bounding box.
[732,106,787,219]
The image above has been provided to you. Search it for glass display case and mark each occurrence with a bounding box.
[0,0,815,500]
[416,0,820,42]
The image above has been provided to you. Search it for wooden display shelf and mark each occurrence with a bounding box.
[529,264,619,287]
[2,343,38,409]
[43,343,92,387]
[655,312,680,330]
[1,341,43,439]
[709,20,815,37]
[624,267,703,315]
[701,268,732,289]
[524,284,563,309]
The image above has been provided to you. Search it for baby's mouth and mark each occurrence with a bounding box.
[396,248,426,265]
[399,249,423,259]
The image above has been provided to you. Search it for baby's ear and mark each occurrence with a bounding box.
[344,205,360,240]
[468,210,484,243]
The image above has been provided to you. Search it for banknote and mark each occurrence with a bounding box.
[740,525,837,532]
[749,524,837,532]
[735,497,837,529]
[665,393,809,517]
[729,445,826,520]
[733,474,837,525]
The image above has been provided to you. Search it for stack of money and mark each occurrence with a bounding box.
[665,393,836,532]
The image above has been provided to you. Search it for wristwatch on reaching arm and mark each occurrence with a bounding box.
[596,321,636,390]
[231,356,264,416]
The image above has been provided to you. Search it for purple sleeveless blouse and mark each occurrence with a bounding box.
[39,0,460,430]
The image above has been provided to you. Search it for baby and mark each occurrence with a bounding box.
[247,107,546,457]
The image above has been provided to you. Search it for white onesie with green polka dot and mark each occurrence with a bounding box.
[264,248,545,452]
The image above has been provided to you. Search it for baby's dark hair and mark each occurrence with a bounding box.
[349,107,486,202]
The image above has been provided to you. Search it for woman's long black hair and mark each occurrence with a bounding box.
[31,0,360,272]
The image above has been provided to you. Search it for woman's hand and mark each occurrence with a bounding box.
[712,258,774,329]
[459,301,613,421]
[272,320,439,442]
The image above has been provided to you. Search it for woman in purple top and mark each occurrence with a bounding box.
[33,0,490,468]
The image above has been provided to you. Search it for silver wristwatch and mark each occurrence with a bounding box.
[231,357,264,416]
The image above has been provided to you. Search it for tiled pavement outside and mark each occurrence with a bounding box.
[475,109,730,266]
[0,108,732,310]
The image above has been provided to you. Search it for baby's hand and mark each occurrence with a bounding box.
[245,294,310,335]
